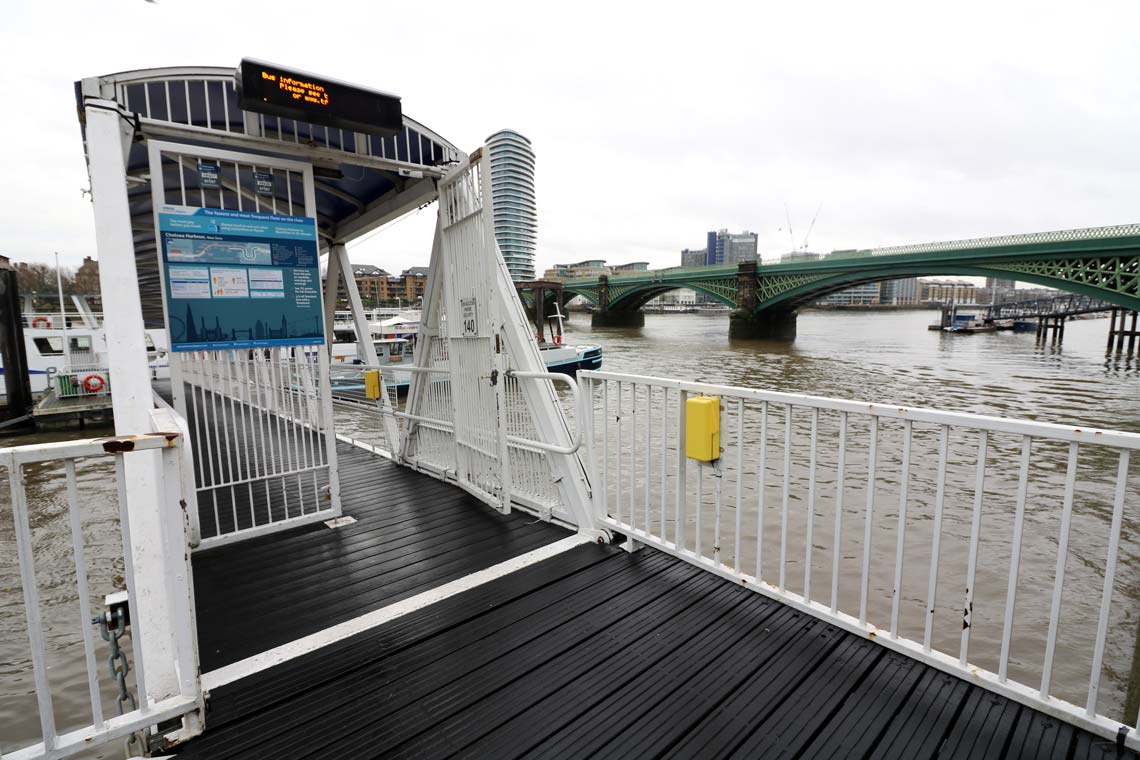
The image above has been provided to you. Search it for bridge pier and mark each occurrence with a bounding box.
[1036,316,1066,347]
[729,309,797,340]
[590,273,646,328]
[727,261,797,340]
[591,309,645,328]
[1107,308,1139,357]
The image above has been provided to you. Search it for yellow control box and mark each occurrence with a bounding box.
[364,369,382,400]
[685,396,721,462]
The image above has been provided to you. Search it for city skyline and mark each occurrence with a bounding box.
[8,2,1138,280]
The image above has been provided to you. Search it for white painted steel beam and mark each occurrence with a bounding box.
[332,176,439,245]
[83,97,187,707]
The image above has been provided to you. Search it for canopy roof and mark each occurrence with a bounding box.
[76,65,461,326]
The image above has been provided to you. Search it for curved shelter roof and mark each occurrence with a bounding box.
[75,65,461,326]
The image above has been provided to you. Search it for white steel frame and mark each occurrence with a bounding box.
[146,140,341,548]
[401,150,596,533]
[1,433,201,760]
[81,92,198,731]
[580,369,1140,750]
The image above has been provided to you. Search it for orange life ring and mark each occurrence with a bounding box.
[552,334,563,346]
[32,316,51,329]
[81,374,105,393]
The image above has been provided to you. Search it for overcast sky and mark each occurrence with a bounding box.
[3,0,1139,276]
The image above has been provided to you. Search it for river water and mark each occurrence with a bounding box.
[1,309,1138,755]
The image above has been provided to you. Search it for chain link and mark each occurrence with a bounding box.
[94,606,145,757]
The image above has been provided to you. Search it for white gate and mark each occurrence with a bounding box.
[147,141,340,548]
[401,149,597,533]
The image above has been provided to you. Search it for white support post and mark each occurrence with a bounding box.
[71,294,99,329]
[333,243,379,367]
[322,245,342,348]
[332,243,399,454]
[83,94,187,705]
[399,215,445,463]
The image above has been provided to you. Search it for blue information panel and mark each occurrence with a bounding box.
[157,205,325,351]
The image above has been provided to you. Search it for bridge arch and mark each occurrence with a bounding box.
[755,261,1140,315]
[606,282,737,310]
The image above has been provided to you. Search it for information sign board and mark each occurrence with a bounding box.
[156,205,325,351]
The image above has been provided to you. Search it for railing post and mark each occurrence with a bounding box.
[583,375,606,526]
[85,91,185,705]
[156,438,204,738]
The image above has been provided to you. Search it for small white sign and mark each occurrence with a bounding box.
[460,297,478,336]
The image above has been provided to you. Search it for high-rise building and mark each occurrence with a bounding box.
[681,248,707,268]
[706,229,759,265]
[817,283,882,306]
[486,129,537,281]
[920,278,977,303]
[881,277,920,305]
[985,276,1016,291]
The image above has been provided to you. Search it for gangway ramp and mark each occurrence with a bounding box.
[177,537,1133,759]
[192,443,567,671]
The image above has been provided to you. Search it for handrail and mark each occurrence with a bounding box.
[505,370,582,455]
[1,428,201,758]
[0,431,181,465]
[582,369,1140,450]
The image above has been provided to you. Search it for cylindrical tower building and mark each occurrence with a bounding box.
[485,129,537,281]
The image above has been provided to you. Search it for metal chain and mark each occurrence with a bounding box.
[94,606,145,758]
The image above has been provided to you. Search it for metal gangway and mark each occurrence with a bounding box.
[984,292,1115,321]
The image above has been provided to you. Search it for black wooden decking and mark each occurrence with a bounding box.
[179,541,1135,759]
[193,444,567,671]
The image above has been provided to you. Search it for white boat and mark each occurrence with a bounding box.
[1,298,169,397]
[329,306,602,394]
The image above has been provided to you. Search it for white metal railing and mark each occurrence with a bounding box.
[53,361,111,399]
[336,350,583,523]
[580,369,1140,749]
[0,433,200,759]
[328,364,401,458]
[173,349,340,549]
[859,221,1140,258]
[21,313,105,330]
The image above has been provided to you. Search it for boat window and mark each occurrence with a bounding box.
[144,334,156,350]
[33,337,64,356]
[69,336,92,352]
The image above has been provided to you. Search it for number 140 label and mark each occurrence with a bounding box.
[460,297,478,336]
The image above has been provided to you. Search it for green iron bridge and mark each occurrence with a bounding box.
[548,223,1140,339]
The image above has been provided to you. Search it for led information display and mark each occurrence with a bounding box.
[156,205,325,351]
[236,58,402,136]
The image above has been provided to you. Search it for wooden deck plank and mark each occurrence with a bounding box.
[191,404,568,671]
[176,542,1140,759]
